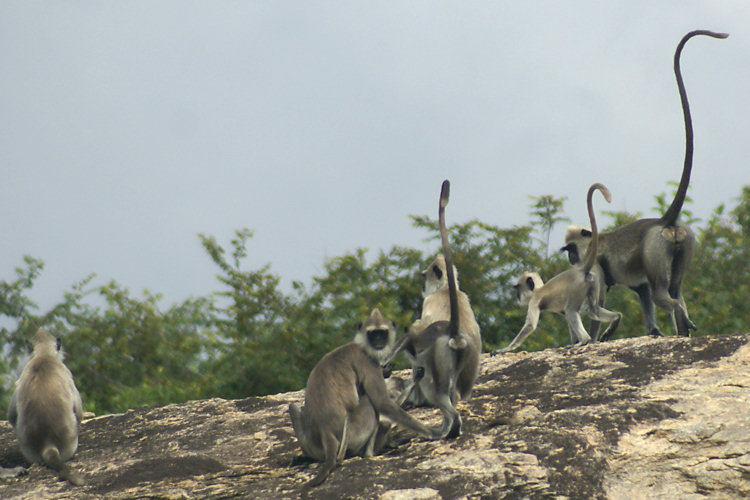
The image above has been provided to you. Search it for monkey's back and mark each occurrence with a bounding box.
[14,355,79,462]
[304,344,373,422]
[421,287,481,400]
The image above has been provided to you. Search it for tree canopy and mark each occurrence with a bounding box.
[2,186,748,415]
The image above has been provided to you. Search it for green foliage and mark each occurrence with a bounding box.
[528,194,570,257]
[1,185,748,416]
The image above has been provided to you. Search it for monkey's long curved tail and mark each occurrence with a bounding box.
[583,183,612,275]
[439,180,460,341]
[660,29,728,227]
[42,446,84,486]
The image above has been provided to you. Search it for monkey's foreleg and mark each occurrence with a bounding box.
[336,415,350,462]
[493,319,538,354]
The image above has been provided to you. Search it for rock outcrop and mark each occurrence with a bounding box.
[2,334,749,499]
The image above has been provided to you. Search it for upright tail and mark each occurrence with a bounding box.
[438,180,460,341]
[582,183,612,275]
[41,446,84,486]
[660,29,728,227]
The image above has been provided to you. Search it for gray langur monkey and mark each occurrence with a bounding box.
[494,183,621,353]
[7,329,84,486]
[562,30,728,339]
[384,180,480,439]
[288,308,440,487]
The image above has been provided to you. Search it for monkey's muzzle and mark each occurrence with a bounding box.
[367,329,390,350]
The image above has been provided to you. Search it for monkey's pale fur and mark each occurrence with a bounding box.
[413,254,482,403]
[8,329,84,485]
[289,308,439,487]
[495,183,621,353]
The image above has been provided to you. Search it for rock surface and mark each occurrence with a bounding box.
[1,334,749,499]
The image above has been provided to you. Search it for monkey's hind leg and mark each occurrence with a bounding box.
[42,446,84,486]
[564,310,591,346]
[588,305,622,342]
[0,466,26,479]
[434,392,462,439]
[308,431,340,487]
[396,366,425,407]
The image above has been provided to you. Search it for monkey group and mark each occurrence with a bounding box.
[290,30,728,486]
[3,30,727,490]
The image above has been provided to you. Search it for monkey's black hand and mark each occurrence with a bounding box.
[381,362,393,379]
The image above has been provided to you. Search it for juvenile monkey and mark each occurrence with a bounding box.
[288,308,440,487]
[7,329,84,486]
[385,180,479,438]
[494,183,621,353]
[562,30,728,338]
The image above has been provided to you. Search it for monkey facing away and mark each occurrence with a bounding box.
[384,180,480,439]
[562,30,728,338]
[7,329,84,486]
[494,183,621,353]
[288,308,440,487]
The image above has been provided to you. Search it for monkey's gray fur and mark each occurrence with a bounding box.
[562,30,728,339]
[288,308,440,487]
[384,180,477,439]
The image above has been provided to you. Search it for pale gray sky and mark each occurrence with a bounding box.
[2,2,749,311]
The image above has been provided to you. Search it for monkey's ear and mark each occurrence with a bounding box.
[581,229,593,237]
[56,337,62,352]
[526,277,535,291]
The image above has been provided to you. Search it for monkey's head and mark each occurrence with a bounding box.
[513,272,544,306]
[29,328,64,360]
[421,255,459,297]
[561,226,593,265]
[356,308,397,364]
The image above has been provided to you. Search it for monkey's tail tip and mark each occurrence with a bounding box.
[42,447,85,486]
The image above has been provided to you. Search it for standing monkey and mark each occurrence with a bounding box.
[7,329,84,486]
[562,30,728,338]
[289,308,440,487]
[494,183,620,352]
[385,180,481,438]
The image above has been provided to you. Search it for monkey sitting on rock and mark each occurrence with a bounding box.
[289,308,441,487]
[8,329,85,486]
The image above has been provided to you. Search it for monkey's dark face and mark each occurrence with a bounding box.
[367,328,390,350]
[561,243,580,265]
[512,284,521,301]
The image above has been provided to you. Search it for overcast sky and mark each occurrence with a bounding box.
[1,2,748,312]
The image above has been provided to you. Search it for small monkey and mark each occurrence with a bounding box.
[494,183,621,353]
[385,180,479,438]
[289,308,440,487]
[7,329,84,486]
[562,30,728,338]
